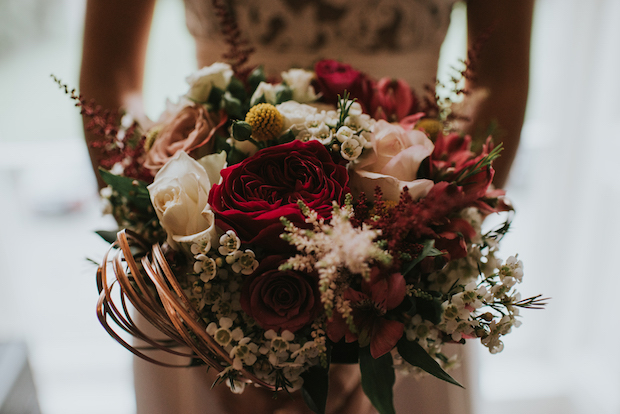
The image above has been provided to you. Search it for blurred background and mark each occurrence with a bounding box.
[0,0,618,413]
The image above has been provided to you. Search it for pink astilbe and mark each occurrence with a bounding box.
[52,75,153,183]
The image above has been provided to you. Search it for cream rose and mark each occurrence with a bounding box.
[250,81,278,106]
[349,120,435,201]
[281,69,318,103]
[148,151,226,248]
[185,62,234,103]
[275,101,318,132]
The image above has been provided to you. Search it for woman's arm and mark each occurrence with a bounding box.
[464,0,535,188]
[80,0,156,188]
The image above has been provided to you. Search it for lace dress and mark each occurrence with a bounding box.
[134,1,474,413]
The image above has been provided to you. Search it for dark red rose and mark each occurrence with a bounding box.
[241,256,321,333]
[208,139,350,248]
[314,59,374,112]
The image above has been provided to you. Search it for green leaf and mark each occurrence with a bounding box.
[275,84,293,103]
[99,168,151,210]
[226,145,247,165]
[227,76,247,102]
[95,230,119,244]
[232,121,253,141]
[213,134,232,154]
[408,294,443,325]
[207,86,225,108]
[248,66,266,93]
[359,346,396,414]
[396,338,463,388]
[277,129,296,145]
[301,346,331,414]
[223,93,243,119]
[402,240,444,277]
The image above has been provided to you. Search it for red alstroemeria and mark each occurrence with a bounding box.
[327,268,406,359]
[428,132,475,181]
[434,217,477,260]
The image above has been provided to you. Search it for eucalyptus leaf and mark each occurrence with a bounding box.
[402,239,444,277]
[396,338,463,388]
[301,346,331,414]
[99,169,151,210]
[359,346,396,414]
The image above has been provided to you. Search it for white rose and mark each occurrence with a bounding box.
[148,151,225,248]
[275,101,318,132]
[349,120,435,202]
[281,69,317,103]
[185,62,234,103]
[250,81,278,106]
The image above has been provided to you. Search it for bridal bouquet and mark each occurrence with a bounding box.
[68,58,545,414]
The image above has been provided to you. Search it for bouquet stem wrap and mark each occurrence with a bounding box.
[96,229,276,390]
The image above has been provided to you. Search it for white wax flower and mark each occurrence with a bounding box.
[148,151,224,248]
[185,62,233,103]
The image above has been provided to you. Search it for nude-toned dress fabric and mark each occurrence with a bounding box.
[135,1,474,413]
[184,0,458,91]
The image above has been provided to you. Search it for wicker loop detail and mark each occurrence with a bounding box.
[96,229,276,390]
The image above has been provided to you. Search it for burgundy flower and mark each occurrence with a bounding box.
[241,256,321,333]
[208,140,350,249]
[370,78,415,122]
[314,59,374,112]
[327,268,406,359]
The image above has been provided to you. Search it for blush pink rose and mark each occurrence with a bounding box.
[144,105,225,173]
[349,120,435,201]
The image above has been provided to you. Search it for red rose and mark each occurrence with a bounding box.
[241,256,321,333]
[314,59,374,112]
[208,140,350,248]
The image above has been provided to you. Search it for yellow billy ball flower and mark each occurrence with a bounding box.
[245,103,284,142]
[414,118,442,141]
[144,124,163,151]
